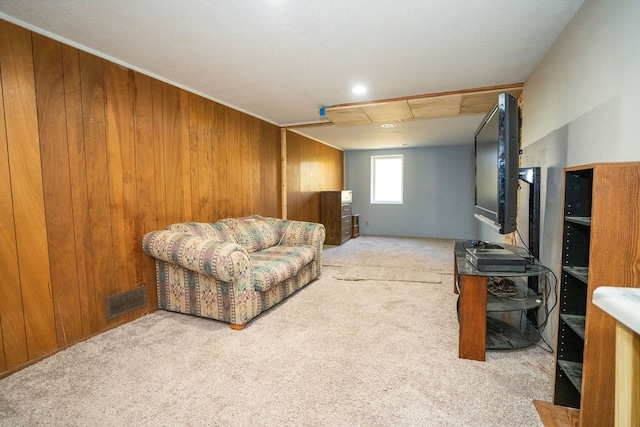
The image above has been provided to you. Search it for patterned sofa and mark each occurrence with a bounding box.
[142,215,325,329]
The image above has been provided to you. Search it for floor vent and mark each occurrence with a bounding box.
[106,286,147,320]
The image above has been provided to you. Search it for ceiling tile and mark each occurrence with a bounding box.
[409,95,462,119]
[324,107,371,126]
[361,101,414,123]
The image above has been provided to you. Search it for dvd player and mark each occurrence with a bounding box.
[465,247,528,272]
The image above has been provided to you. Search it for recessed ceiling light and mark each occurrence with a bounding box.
[352,85,367,94]
[381,123,394,128]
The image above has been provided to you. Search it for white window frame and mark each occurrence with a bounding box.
[370,155,403,204]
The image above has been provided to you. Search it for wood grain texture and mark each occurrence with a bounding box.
[79,50,115,331]
[134,73,160,311]
[226,108,246,218]
[105,62,138,300]
[320,191,352,245]
[0,20,57,360]
[161,84,186,225]
[580,163,640,427]
[281,128,287,219]
[544,163,640,427]
[32,33,84,347]
[615,323,639,427]
[533,400,580,427]
[0,43,29,369]
[179,90,192,221]
[212,101,230,220]
[61,44,96,337]
[286,130,343,222]
[189,93,211,221]
[457,274,487,361]
[259,120,281,217]
[0,19,342,377]
[0,318,5,372]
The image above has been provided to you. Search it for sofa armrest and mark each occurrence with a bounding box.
[142,230,251,282]
[277,220,326,247]
[277,220,325,278]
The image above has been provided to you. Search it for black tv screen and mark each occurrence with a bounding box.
[474,93,519,234]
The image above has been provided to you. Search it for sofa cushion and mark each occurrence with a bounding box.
[165,222,237,243]
[221,216,280,253]
[250,245,316,291]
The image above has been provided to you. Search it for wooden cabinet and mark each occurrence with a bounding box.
[351,214,360,238]
[540,162,640,427]
[320,191,352,245]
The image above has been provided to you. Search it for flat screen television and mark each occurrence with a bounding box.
[474,92,520,234]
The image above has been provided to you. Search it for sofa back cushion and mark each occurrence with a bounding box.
[220,216,279,252]
[165,222,237,243]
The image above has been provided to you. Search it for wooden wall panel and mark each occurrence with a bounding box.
[134,73,160,310]
[260,122,281,217]
[211,101,228,220]
[79,51,115,331]
[189,93,210,221]
[151,79,167,229]
[0,18,338,377]
[61,45,97,336]
[286,131,344,222]
[0,45,29,369]
[105,62,139,301]
[32,33,84,347]
[0,21,57,360]
[0,319,5,372]
[226,109,246,217]
[179,90,192,220]
[245,118,260,216]
[162,85,191,224]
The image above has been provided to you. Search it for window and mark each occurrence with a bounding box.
[371,155,403,204]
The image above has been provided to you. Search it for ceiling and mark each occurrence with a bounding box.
[0,1,584,150]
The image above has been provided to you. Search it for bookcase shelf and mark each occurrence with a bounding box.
[559,314,585,339]
[540,162,640,427]
[562,266,588,284]
[557,360,583,393]
[564,216,592,226]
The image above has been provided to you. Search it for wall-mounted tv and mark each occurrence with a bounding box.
[474,92,520,234]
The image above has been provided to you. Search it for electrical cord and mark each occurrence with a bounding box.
[517,310,555,353]
[486,249,558,351]
[515,229,532,256]
[533,267,558,331]
[487,276,528,300]
[512,267,558,354]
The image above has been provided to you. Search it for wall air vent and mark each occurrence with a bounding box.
[106,286,147,320]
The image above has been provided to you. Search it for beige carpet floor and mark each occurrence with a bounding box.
[0,235,553,426]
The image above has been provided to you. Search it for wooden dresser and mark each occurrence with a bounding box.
[320,190,352,245]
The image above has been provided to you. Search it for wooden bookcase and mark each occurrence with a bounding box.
[537,162,640,427]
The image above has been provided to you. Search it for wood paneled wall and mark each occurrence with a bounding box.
[0,19,343,377]
[286,131,344,222]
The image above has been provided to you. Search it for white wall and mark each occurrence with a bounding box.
[522,0,640,346]
[524,0,640,161]
[345,145,476,240]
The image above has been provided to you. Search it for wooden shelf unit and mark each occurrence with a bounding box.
[351,214,360,238]
[539,162,640,427]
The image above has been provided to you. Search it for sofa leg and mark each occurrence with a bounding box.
[230,323,246,330]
